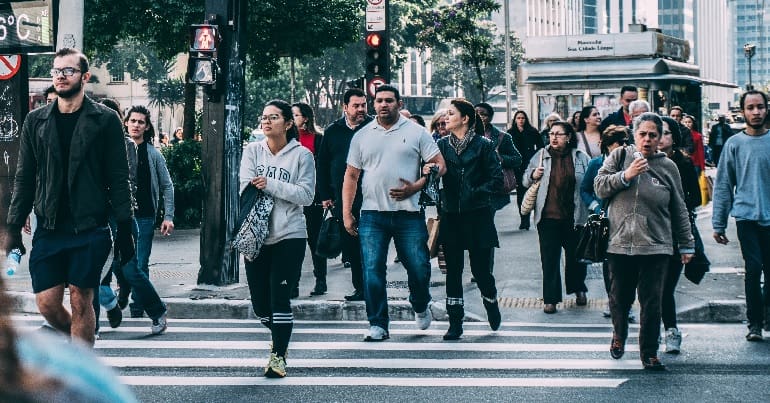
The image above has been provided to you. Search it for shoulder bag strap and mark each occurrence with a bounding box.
[600,147,626,212]
[579,131,593,158]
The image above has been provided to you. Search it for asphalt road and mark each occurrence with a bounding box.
[15,314,770,402]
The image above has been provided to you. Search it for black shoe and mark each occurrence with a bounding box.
[309,281,327,296]
[344,290,364,301]
[443,322,463,340]
[117,288,130,310]
[746,324,763,341]
[518,223,530,230]
[642,355,666,371]
[575,291,587,306]
[470,277,477,283]
[107,306,123,328]
[483,299,501,331]
[290,288,300,299]
[610,335,625,359]
[343,261,351,268]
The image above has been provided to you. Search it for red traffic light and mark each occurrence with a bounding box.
[190,24,219,52]
[366,33,382,48]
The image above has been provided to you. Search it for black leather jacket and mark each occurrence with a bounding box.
[437,134,503,214]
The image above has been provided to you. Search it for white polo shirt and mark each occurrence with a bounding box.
[347,116,439,212]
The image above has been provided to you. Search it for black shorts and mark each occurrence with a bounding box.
[29,226,112,293]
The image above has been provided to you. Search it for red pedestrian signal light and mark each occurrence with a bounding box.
[190,24,219,53]
[366,33,382,48]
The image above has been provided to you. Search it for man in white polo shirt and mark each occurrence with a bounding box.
[342,84,446,341]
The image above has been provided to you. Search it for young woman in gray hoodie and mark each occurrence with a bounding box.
[238,99,316,378]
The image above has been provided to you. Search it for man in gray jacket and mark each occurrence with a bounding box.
[121,105,174,334]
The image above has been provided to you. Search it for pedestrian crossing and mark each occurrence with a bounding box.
[12,315,656,390]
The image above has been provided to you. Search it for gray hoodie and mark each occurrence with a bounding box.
[239,138,315,245]
[594,145,693,256]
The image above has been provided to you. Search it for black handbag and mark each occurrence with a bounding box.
[419,165,441,208]
[684,216,710,284]
[315,207,342,259]
[576,212,610,263]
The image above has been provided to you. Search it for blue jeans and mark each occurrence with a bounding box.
[736,221,770,326]
[122,217,166,320]
[358,211,432,330]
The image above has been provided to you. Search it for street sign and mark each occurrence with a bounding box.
[367,0,384,5]
[0,1,55,54]
[366,4,386,31]
[0,55,21,80]
[367,77,386,97]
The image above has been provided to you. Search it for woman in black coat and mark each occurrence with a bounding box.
[431,98,504,340]
[508,110,545,229]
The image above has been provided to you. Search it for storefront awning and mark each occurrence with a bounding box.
[520,58,708,85]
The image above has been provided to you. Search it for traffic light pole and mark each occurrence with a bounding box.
[197,0,247,285]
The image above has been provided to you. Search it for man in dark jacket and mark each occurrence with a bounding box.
[4,48,135,346]
[316,88,373,301]
[669,106,694,155]
[709,115,734,166]
[598,86,638,134]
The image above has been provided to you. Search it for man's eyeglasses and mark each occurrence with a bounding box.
[50,67,81,77]
[437,122,447,127]
[259,114,282,122]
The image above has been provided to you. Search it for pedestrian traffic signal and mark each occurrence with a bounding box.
[190,24,219,53]
[365,31,389,84]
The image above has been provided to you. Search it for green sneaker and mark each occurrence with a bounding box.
[264,353,287,378]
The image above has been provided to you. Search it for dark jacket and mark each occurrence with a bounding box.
[8,97,132,230]
[487,126,522,210]
[670,149,701,212]
[508,125,544,176]
[316,115,373,217]
[437,134,503,214]
[708,122,734,148]
[598,107,630,134]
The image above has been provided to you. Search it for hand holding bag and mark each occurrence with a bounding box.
[520,151,544,216]
[315,207,343,259]
[576,212,610,263]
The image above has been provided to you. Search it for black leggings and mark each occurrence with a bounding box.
[445,246,497,301]
[245,238,306,356]
[661,257,683,329]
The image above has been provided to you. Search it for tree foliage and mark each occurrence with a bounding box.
[416,0,507,101]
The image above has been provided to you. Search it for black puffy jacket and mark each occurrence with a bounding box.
[437,134,503,214]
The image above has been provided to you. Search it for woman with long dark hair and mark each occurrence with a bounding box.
[507,110,544,230]
[523,121,590,314]
[434,98,504,340]
[240,99,315,378]
[576,105,603,158]
[292,102,327,297]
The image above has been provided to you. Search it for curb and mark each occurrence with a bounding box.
[7,291,746,323]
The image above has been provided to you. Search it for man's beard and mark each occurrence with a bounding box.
[55,79,83,99]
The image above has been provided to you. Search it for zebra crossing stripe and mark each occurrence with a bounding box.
[95,340,641,352]
[104,357,642,370]
[118,375,628,388]
[81,326,633,339]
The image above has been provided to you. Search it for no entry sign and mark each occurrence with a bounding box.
[0,55,22,80]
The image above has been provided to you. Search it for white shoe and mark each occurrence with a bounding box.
[664,328,682,354]
[364,325,389,341]
[415,307,433,330]
[151,313,168,335]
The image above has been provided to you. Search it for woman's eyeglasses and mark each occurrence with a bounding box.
[259,114,282,122]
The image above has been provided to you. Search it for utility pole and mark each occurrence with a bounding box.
[197,0,247,285]
[503,0,512,128]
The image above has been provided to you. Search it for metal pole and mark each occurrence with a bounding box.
[504,0,512,128]
[56,0,84,50]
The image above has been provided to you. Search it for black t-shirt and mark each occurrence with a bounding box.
[135,142,155,218]
[53,107,83,233]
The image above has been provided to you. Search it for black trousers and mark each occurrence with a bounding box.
[303,205,327,281]
[340,221,364,292]
[536,218,587,304]
[608,253,668,359]
[662,257,683,329]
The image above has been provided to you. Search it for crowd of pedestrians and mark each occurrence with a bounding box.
[3,48,768,384]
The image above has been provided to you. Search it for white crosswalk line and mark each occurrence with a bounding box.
[119,376,628,388]
[95,340,640,352]
[105,357,642,370]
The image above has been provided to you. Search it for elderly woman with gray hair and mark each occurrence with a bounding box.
[594,112,694,371]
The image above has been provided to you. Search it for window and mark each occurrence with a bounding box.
[110,65,125,83]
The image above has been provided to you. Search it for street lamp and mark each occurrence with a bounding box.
[744,43,757,90]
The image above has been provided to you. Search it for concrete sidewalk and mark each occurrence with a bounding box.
[4,201,749,324]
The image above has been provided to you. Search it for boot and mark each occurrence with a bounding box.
[309,278,327,296]
[443,304,464,340]
[483,297,501,331]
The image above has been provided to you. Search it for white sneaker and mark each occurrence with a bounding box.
[415,307,432,330]
[664,327,681,354]
[151,313,168,335]
[364,325,389,341]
